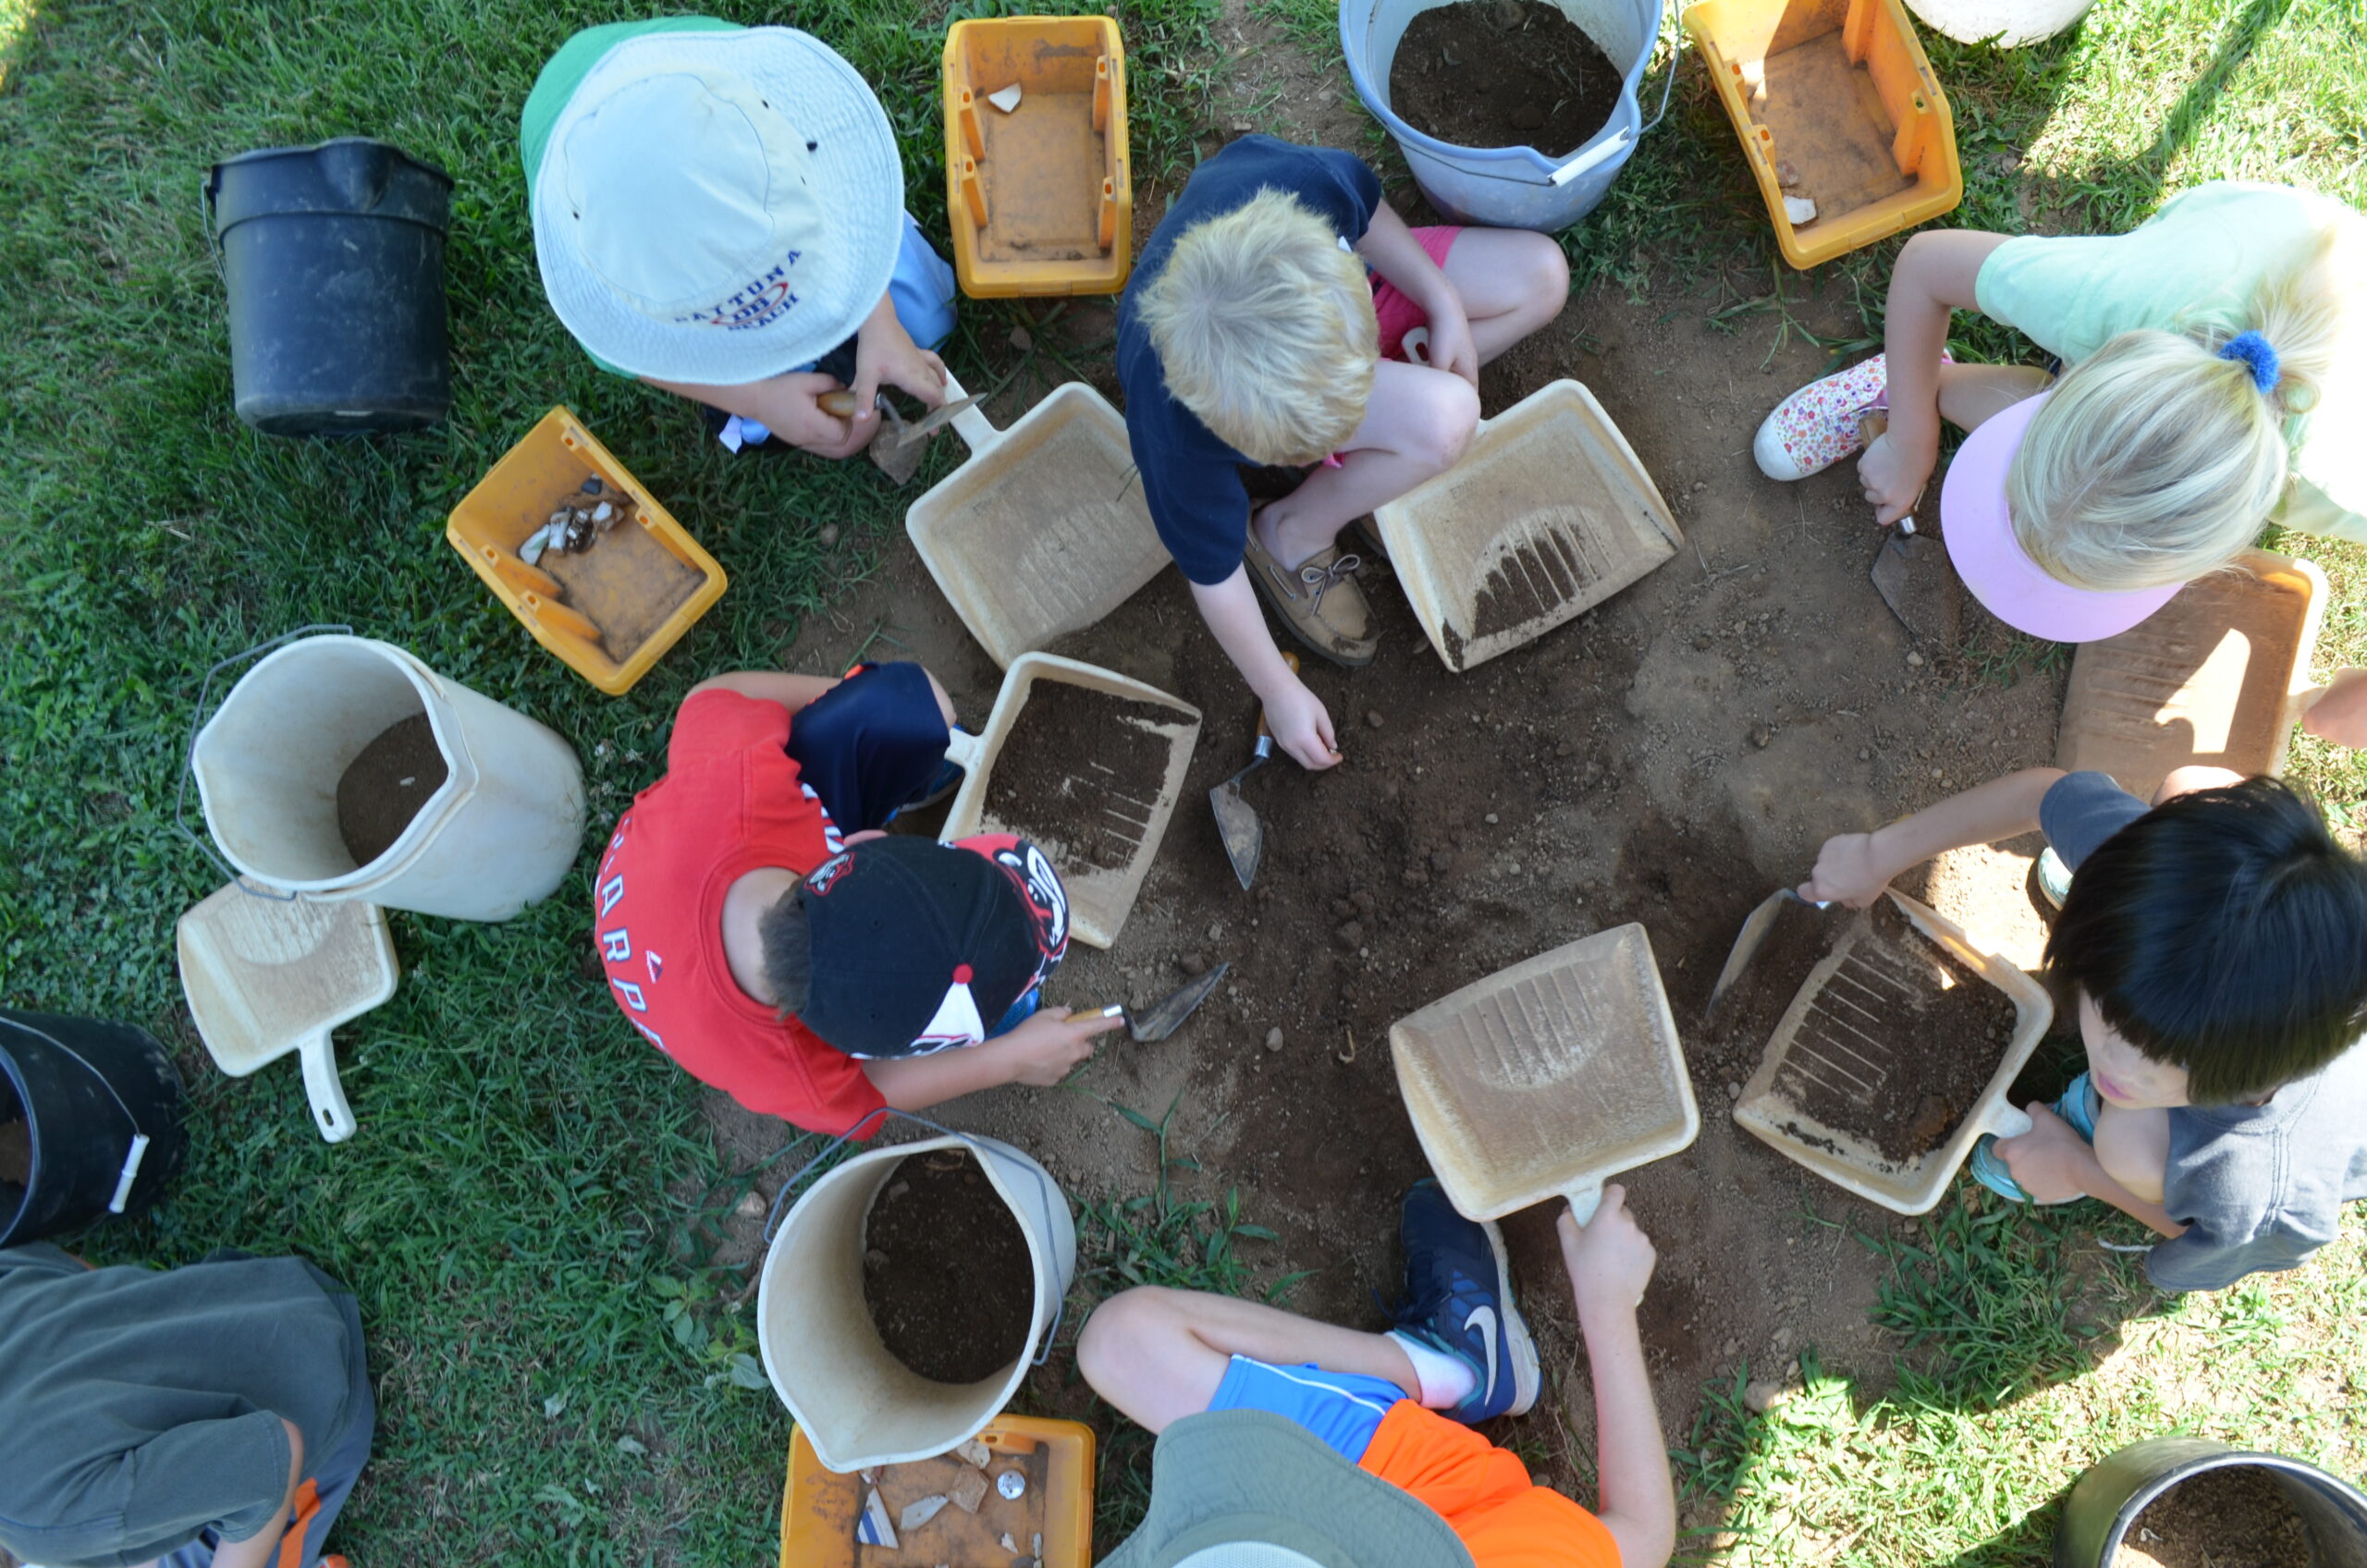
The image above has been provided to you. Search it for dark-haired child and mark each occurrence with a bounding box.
[1803,766,2367,1292]
[593,666,1121,1135]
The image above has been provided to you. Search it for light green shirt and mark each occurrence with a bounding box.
[1975,181,2366,542]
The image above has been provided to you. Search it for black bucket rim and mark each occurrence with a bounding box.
[2093,1442,2367,1561]
[207,134,453,190]
[205,136,454,239]
[0,1047,32,1238]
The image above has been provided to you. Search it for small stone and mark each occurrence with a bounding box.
[1750,725,1772,749]
[950,1468,990,1513]
[1265,1027,1285,1052]
[1352,890,1376,917]
[1858,748,1871,761]
[1332,897,1357,917]
[1336,921,1364,948]
[1775,160,1801,188]
[957,1438,993,1468]
[1009,325,1033,351]
[1555,741,1576,758]
[581,477,605,495]
[1726,1081,1742,1099]
[1505,862,1521,877]
[1906,650,1924,668]
[1484,812,1500,826]
[1744,1379,1789,1414]
[1366,709,1384,729]
[1932,766,1944,779]
[818,523,840,547]
[1691,480,1708,494]
[1430,851,1454,873]
[865,1248,889,1269]
[734,1190,767,1220]
[1721,1337,1740,1357]
[1693,634,1713,651]
[1179,952,1208,976]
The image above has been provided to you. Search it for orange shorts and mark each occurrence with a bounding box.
[1358,1402,1622,1568]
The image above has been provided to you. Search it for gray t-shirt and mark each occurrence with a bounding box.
[0,1244,370,1568]
[2042,771,2367,1292]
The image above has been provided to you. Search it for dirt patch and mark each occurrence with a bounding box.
[864,1149,1036,1384]
[2116,1465,2317,1568]
[1769,899,2018,1163]
[1470,534,1590,644]
[1390,1,1624,158]
[0,1116,29,1189]
[983,682,1187,873]
[337,714,447,867]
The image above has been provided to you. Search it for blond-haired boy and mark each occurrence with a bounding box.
[1118,137,1568,769]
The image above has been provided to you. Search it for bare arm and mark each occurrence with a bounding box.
[1189,570,1342,770]
[686,670,841,712]
[860,1008,1124,1109]
[1558,1191,1675,1568]
[1878,231,2010,464]
[1802,766,2065,906]
[206,1419,304,1568]
[1354,203,1477,384]
[648,294,945,460]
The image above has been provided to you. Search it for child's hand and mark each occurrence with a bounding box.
[2303,668,2367,751]
[1558,1186,1656,1320]
[747,373,880,459]
[851,304,949,421]
[1422,298,1481,388]
[997,1006,1124,1086]
[1857,431,1934,527]
[1799,831,1895,908]
[1995,1101,2094,1203]
[1269,680,1343,771]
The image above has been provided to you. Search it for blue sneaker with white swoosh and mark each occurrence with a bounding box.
[1389,1179,1540,1423]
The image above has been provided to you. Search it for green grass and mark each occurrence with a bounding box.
[5,0,2367,1563]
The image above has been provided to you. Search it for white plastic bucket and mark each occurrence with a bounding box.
[1341,0,1670,230]
[1905,0,2093,45]
[758,1130,1076,1472]
[189,634,585,922]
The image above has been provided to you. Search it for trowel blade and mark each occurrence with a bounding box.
[1706,888,1830,1019]
[1870,529,1963,645]
[1129,962,1232,1042]
[1209,779,1263,889]
[888,396,979,449]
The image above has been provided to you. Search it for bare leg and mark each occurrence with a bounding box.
[1258,358,1478,567]
[1437,228,1569,363]
[2154,765,2245,804]
[1075,1286,1418,1435]
[2093,1101,2173,1205]
[1937,362,2053,433]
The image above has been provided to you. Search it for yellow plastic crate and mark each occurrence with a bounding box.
[445,408,726,696]
[942,16,1132,297]
[779,1415,1094,1568]
[1685,0,1962,269]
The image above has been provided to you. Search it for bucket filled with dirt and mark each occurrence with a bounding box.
[758,1131,1076,1472]
[1726,889,2050,1213]
[189,633,586,922]
[2059,1436,2367,1568]
[1342,0,1670,229]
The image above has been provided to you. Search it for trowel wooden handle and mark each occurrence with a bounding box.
[819,390,860,418]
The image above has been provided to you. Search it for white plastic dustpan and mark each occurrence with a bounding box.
[1390,925,1699,1223]
[176,881,399,1143]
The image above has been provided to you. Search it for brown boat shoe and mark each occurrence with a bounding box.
[1244,519,1379,668]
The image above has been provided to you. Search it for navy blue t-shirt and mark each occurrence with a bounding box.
[1116,137,1384,585]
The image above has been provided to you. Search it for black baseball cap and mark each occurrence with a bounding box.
[795,834,1069,1058]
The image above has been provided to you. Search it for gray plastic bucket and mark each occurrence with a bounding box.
[1341,0,1671,230]
[2055,1437,2367,1568]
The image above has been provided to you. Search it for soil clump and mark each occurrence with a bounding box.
[0,1116,29,1188]
[1772,898,2017,1163]
[1390,1,1623,158]
[2114,1465,2316,1568]
[336,715,448,868]
[863,1149,1036,1384]
[982,682,1186,873]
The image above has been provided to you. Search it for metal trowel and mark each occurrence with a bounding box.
[1704,888,1834,1019]
[1209,654,1296,889]
[818,390,979,485]
[1073,962,1232,1042]
[1861,413,1962,645]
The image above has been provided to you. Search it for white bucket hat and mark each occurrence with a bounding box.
[531,27,904,384]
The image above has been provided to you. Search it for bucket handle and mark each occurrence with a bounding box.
[1466,40,1682,190]
[173,624,354,900]
[764,1106,1073,1367]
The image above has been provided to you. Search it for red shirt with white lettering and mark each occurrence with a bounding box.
[592,690,882,1133]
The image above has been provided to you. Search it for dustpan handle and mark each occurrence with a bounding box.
[1561,1180,1605,1227]
[174,625,355,901]
[299,1028,357,1144]
[763,1107,1073,1366]
[934,374,1002,456]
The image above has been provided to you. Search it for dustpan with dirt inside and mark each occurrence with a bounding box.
[175,881,399,1143]
[1732,889,2050,1214]
[938,654,1201,949]
[2056,548,2327,802]
[906,374,1169,670]
[1390,925,1699,1224]
[1371,380,1681,672]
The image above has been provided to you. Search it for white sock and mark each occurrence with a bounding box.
[1387,1329,1477,1408]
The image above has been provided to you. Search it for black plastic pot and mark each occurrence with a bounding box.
[0,1010,188,1247]
[204,137,454,436]
[2057,1436,2367,1568]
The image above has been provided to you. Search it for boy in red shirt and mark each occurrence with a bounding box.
[594,663,1121,1133]
[1080,1183,1676,1568]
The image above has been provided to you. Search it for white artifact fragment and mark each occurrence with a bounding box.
[1783,195,1818,225]
[987,83,1024,113]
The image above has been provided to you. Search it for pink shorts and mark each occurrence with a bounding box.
[1370,225,1464,361]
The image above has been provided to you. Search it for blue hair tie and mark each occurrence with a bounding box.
[2217,330,2282,394]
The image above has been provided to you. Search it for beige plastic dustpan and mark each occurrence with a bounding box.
[905,373,1169,669]
[939,653,1200,949]
[176,882,399,1143]
[2056,548,2327,802]
[1371,380,1682,672]
[1732,891,2050,1215]
[1390,925,1699,1223]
